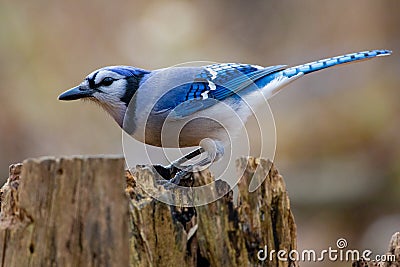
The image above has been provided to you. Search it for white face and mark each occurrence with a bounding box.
[82,68,129,126]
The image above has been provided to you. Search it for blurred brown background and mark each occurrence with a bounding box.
[1,0,399,265]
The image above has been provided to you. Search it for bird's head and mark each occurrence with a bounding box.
[59,66,149,126]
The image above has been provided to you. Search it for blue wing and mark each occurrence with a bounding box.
[151,49,391,119]
[152,63,285,118]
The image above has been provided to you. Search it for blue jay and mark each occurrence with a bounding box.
[59,49,391,185]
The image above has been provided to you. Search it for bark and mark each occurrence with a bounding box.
[127,157,297,267]
[0,156,297,267]
[0,156,129,267]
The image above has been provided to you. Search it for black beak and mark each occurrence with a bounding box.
[58,86,93,101]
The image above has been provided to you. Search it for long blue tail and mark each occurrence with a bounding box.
[281,49,391,78]
[257,49,392,97]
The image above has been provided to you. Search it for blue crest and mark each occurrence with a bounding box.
[105,66,148,77]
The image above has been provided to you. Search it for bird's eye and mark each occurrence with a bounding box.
[101,77,114,86]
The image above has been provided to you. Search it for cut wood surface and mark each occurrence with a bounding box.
[0,156,129,267]
[0,156,297,266]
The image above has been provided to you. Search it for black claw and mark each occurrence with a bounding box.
[152,165,195,188]
[169,174,181,185]
[175,170,195,187]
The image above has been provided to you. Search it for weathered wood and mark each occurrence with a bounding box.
[0,156,297,267]
[386,233,400,267]
[127,157,298,267]
[0,156,129,267]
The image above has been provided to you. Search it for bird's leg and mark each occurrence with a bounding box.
[153,147,205,180]
[167,157,212,185]
[162,139,225,187]
[166,147,205,170]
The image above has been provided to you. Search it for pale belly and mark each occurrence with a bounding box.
[128,86,270,148]
[130,100,252,148]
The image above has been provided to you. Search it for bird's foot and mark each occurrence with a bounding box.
[155,167,194,189]
[168,170,193,184]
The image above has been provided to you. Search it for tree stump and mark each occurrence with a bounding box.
[0,156,297,267]
[0,156,129,267]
